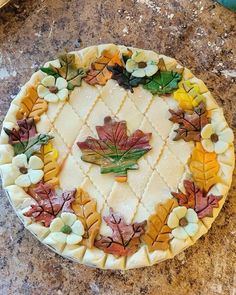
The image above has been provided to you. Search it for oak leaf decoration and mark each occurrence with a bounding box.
[77,116,152,182]
[38,142,59,186]
[4,118,53,158]
[189,143,220,192]
[172,180,222,219]
[173,80,206,111]
[142,199,178,252]
[169,102,209,142]
[83,50,123,86]
[16,86,48,122]
[71,188,101,248]
[95,208,146,256]
[24,183,76,227]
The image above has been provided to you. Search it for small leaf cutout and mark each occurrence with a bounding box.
[95,208,146,256]
[38,142,59,186]
[16,86,48,122]
[189,143,220,192]
[142,199,178,252]
[172,180,222,219]
[4,118,53,158]
[173,80,206,111]
[169,102,209,142]
[83,50,123,85]
[143,70,182,95]
[41,53,86,90]
[71,188,101,248]
[24,183,76,227]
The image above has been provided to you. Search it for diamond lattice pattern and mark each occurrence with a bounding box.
[43,81,193,230]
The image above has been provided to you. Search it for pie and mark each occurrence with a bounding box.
[0,44,234,269]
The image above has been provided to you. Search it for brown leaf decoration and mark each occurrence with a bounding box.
[169,102,209,142]
[16,86,48,122]
[71,189,101,248]
[95,209,146,256]
[83,50,123,86]
[38,142,59,186]
[142,199,178,252]
[24,183,76,227]
[172,180,222,219]
[4,118,53,159]
[172,180,195,209]
[189,143,220,192]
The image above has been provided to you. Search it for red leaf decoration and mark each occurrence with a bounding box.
[4,118,36,144]
[195,194,222,219]
[172,180,222,219]
[169,102,209,142]
[95,209,146,256]
[77,116,152,182]
[24,183,76,226]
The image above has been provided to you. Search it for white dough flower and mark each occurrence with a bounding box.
[37,75,69,103]
[125,51,158,78]
[12,154,44,187]
[201,122,234,154]
[48,213,84,245]
[167,206,199,240]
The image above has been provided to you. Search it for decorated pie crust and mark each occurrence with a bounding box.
[0,44,234,270]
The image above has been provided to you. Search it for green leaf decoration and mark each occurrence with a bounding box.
[13,134,53,159]
[4,118,53,159]
[107,64,146,93]
[143,70,182,95]
[40,67,60,78]
[77,116,152,182]
[40,53,87,90]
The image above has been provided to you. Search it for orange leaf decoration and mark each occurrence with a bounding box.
[38,142,59,186]
[72,189,101,248]
[83,50,123,86]
[16,86,48,122]
[189,143,220,192]
[142,199,178,252]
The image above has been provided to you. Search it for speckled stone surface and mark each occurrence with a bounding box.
[0,0,235,294]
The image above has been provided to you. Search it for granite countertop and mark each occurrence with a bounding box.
[0,0,235,294]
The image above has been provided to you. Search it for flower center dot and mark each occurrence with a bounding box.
[48,86,59,94]
[210,133,219,143]
[138,61,147,68]
[19,167,28,174]
[61,225,72,234]
[179,217,188,227]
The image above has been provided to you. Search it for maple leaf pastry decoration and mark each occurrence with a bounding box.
[77,116,152,182]
[95,208,146,256]
[172,180,222,219]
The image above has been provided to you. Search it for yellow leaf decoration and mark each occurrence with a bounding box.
[16,86,48,122]
[72,189,101,248]
[189,143,220,192]
[39,142,59,186]
[142,199,178,252]
[173,80,206,111]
